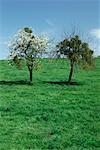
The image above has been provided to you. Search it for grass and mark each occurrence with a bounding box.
[0,58,100,150]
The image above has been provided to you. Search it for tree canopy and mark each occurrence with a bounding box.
[8,27,48,82]
[56,35,94,83]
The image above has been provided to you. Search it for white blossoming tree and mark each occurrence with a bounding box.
[8,27,48,82]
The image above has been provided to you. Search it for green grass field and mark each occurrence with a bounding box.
[0,58,100,150]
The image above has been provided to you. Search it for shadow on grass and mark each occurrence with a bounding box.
[0,80,83,86]
[0,80,32,85]
[43,81,82,86]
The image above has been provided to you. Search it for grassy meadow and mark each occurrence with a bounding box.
[0,58,100,149]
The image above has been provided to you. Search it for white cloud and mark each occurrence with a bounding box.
[90,29,100,39]
[41,20,56,37]
[0,37,9,46]
[0,36,10,59]
[89,28,100,56]
[45,19,54,27]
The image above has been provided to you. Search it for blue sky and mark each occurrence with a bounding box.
[0,0,100,59]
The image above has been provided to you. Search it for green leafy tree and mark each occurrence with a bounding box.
[8,27,48,82]
[56,35,94,83]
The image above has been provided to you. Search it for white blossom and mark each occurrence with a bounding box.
[8,28,48,62]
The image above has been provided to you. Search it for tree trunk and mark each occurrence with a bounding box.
[27,65,33,83]
[29,69,33,82]
[68,61,74,83]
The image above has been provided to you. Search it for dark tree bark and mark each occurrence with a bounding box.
[28,65,33,82]
[68,61,74,83]
[29,68,33,82]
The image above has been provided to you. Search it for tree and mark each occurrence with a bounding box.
[8,27,48,82]
[56,35,94,83]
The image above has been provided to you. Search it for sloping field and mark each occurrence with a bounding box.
[0,58,100,149]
